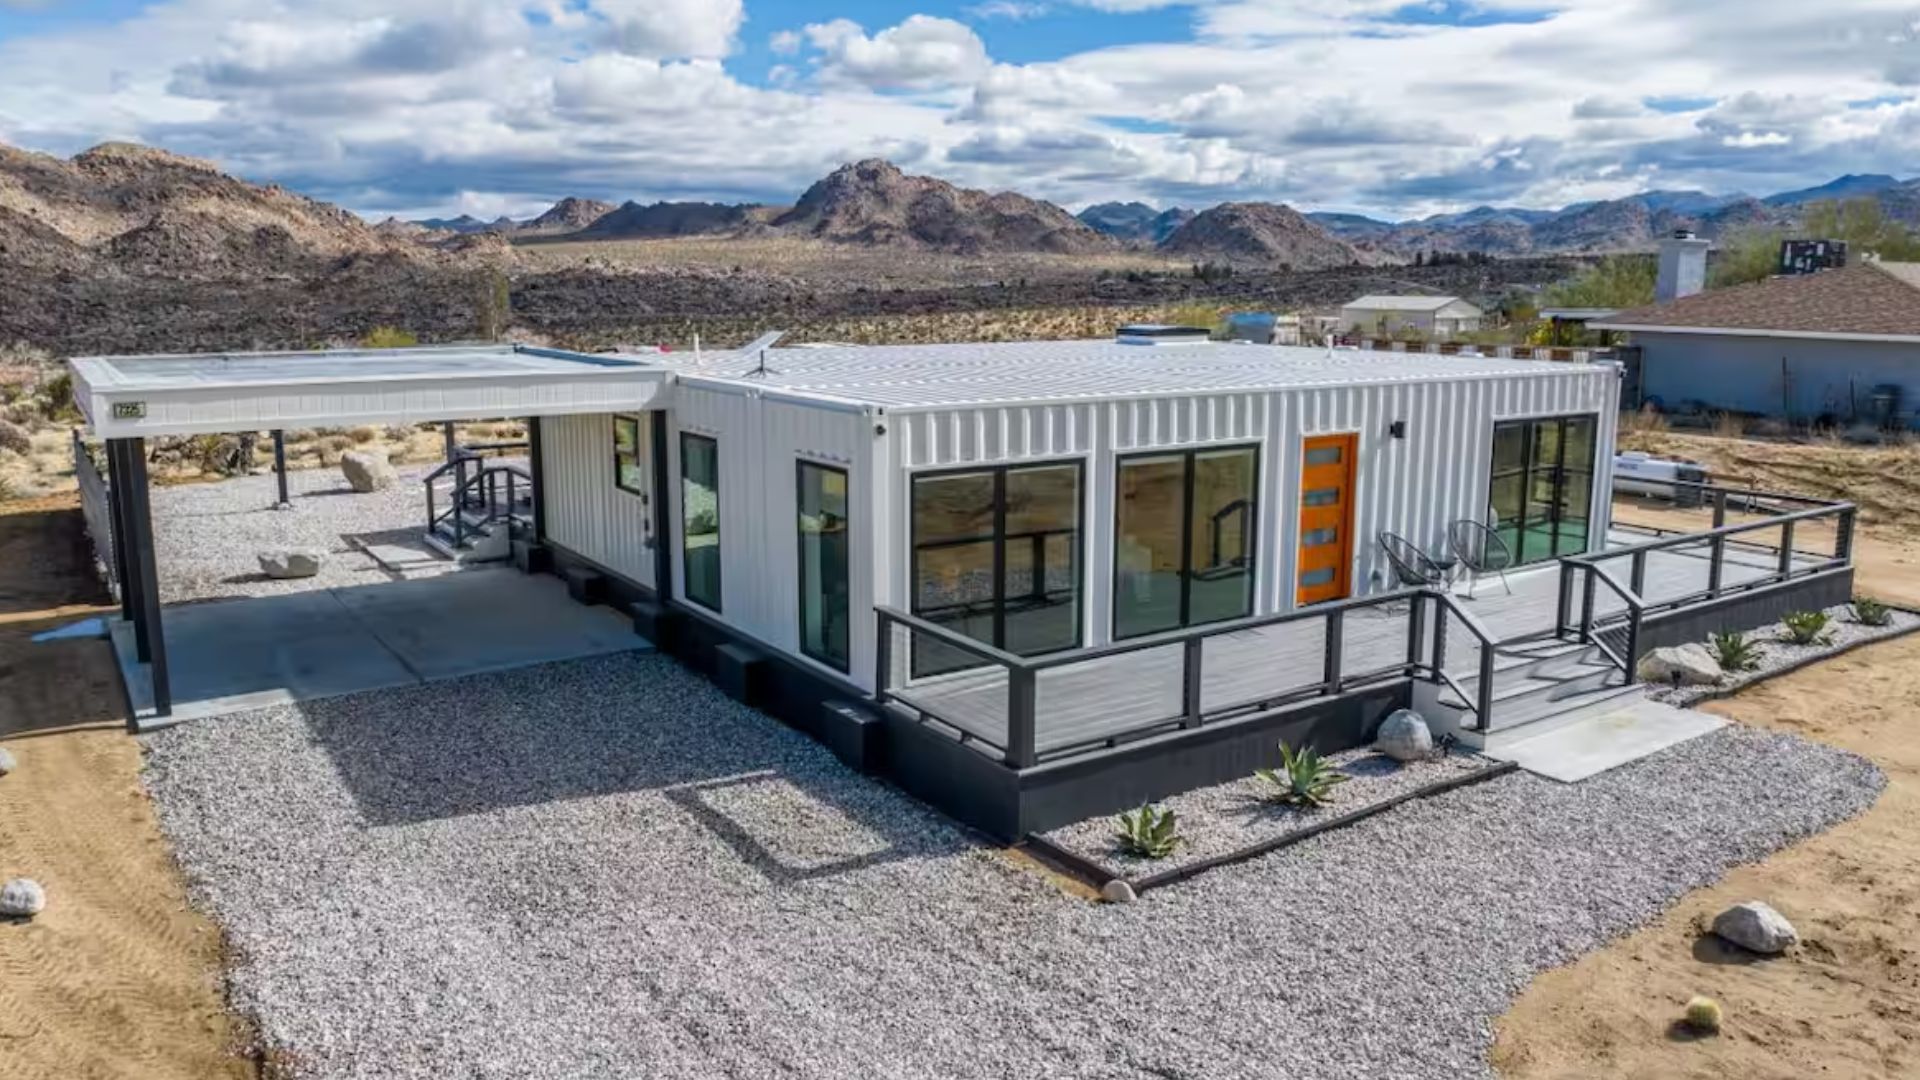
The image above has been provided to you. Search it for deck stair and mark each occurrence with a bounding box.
[421,456,533,566]
[1432,636,1639,751]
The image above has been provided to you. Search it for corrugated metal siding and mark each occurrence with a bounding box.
[666,386,873,685]
[541,413,655,589]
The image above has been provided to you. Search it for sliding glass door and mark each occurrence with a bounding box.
[911,462,1082,676]
[1114,445,1258,639]
[1489,415,1597,566]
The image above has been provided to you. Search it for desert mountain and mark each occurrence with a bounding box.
[521,197,617,234]
[1160,202,1367,268]
[0,141,425,278]
[578,200,776,240]
[1076,201,1194,245]
[773,159,1115,255]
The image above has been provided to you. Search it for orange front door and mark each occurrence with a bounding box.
[1296,434,1358,606]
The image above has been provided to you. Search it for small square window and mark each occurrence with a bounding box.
[1303,487,1340,507]
[614,416,644,495]
[1302,527,1339,547]
[1300,567,1336,587]
[1304,446,1343,466]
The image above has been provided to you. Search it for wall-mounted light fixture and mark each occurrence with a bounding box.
[1388,420,1408,439]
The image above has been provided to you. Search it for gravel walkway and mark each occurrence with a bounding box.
[1650,601,1920,709]
[150,460,519,604]
[143,652,1883,1080]
[1042,746,1500,879]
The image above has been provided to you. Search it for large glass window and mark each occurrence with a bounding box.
[680,432,722,611]
[1115,445,1258,639]
[797,462,850,671]
[1489,415,1597,566]
[613,415,644,495]
[911,462,1082,676]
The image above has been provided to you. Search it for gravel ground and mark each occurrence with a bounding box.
[149,460,519,604]
[143,652,1883,1080]
[1043,746,1499,880]
[1650,602,1920,709]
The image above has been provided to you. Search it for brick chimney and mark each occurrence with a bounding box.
[1656,229,1710,303]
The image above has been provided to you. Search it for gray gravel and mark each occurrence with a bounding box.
[1043,746,1499,879]
[149,459,520,603]
[1651,601,1920,708]
[143,652,1883,1080]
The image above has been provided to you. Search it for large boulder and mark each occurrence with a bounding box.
[0,878,45,918]
[257,549,325,580]
[1712,901,1797,955]
[1375,709,1435,763]
[1637,643,1723,686]
[340,450,397,493]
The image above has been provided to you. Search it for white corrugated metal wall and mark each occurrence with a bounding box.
[540,412,656,589]
[665,385,875,685]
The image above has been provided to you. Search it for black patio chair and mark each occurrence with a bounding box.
[1377,530,1450,591]
[1447,518,1513,599]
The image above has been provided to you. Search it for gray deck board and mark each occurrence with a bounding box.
[886,532,1833,758]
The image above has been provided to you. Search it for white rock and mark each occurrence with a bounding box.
[258,549,326,579]
[0,878,45,918]
[1712,901,1797,955]
[0,746,14,776]
[1375,709,1435,762]
[1100,879,1138,904]
[340,450,397,493]
[1637,643,1723,686]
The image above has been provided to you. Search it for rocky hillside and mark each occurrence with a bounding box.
[1160,202,1366,268]
[0,141,425,278]
[577,200,776,240]
[773,159,1114,255]
[521,197,616,234]
[1077,201,1193,246]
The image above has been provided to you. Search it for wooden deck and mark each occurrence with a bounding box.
[886,530,1831,758]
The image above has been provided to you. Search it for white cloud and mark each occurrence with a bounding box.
[595,0,744,59]
[804,15,990,90]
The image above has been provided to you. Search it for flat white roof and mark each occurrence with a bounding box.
[1340,295,1474,312]
[673,339,1607,412]
[73,344,672,438]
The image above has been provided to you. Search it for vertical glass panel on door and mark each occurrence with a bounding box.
[911,471,998,676]
[1002,464,1082,657]
[1488,421,1528,559]
[797,463,850,672]
[1187,447,1257,627]
[680,433,722,611]
[1114,455,1187,640]
[1555,416,1597,556]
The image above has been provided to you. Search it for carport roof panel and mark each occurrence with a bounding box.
[72,344,672,437]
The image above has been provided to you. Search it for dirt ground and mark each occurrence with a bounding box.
[0,494,256,1079]
[1493,631,1920,1078]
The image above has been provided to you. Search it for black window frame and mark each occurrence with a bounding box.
[1111,442,1262,641]
[1487,412,1600,566]
[679,431,723,613]
[612,414,645,496]
[795,459,852,673]
[908,458,1087,675]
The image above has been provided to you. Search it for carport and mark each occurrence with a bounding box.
[69,343,672,728]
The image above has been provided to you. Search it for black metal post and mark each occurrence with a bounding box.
[443,421,457,462]
[1554,562,1574,636]
[1007,667,1037,769]
[121,438,170,719]
[1777,520,1796,578]
[874,611,893,704]
[650,411,673,595]
[1836,507,1856,564]
[1181,635,1204,728]
[1405,592,1427,674]
[1432,603,1450,673]
[1323,609,1345,693]
[104,439,135,623]
[527,415,546,543]
[1712,491,1728,530]
[1630,550,1647,595]
[109,441,152,660]
[1708,534,1726,595]
[1579,569,1598,641]
[1475,645,1496,733]
[272,429,289,506]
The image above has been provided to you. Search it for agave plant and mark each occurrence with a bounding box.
[1709,630,1762,673]
[1114,803,1182,859]
[1779,610,1834,646]
[1254,742,1351,807]
[1851,597,1893,628]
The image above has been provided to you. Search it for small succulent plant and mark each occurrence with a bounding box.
[1683,995,1723,1034]
[1255,742,1351,807]
[1709,630,1761,673]
[1114,803,1181,859]
[1779,610,1834,646]
[1850,597,1893,627]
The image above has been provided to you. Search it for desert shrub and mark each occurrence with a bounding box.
[1113,803,1181,859]
[1255,742,1350,807]
[1683,995,1723,1034]
[322,434,353,454]
[1849,597,1893,627]
[0,419,29,456]
[348,425,378,444]
[1709,412,1747,439]
[360,326,419,349]
[1709,630,1762,672]
[384,424,417,442]
[1779,610,1834,646]
[1619,404,1668,437]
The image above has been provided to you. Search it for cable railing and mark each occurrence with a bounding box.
[874,586,1503,770]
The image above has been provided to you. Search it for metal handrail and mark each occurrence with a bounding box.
[425,458,533,549]
[1557,560,1644,674]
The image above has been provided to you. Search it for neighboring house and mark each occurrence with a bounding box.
[1340,295,1484,338]
[1593,260,1920,425]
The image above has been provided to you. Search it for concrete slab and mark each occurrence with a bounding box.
[1483,693,1729,783]
[116,569,650,730]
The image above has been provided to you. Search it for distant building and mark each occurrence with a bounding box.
[1340,295,1484,338]
[1592,259,1920,426]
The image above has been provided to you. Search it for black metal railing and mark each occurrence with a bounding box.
[874,586,1502,769]
[1559,480,1856,673]
[425,455,534,549]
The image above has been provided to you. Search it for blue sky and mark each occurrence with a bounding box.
[1,0,1916,220]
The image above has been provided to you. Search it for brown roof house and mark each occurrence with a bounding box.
[1594,238,1920,425]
